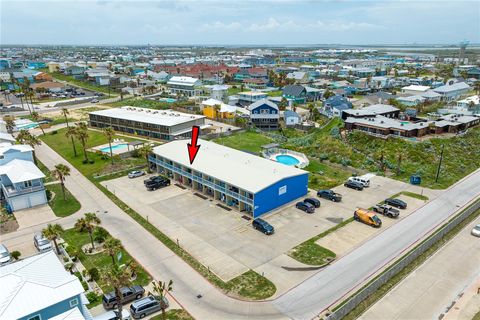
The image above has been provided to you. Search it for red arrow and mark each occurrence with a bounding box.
[187,126,201,164]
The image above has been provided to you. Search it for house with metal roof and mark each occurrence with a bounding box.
[166,76,201,97]
[0,251,92,320]
[149,139,308,217]
[433,82,471,101]
[282,85,307,103]
[248,99,280,130]
[322,95,353,118]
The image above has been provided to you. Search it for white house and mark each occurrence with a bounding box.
[433,82,471,101]
[401,85,431,95]
[166,76,201,97]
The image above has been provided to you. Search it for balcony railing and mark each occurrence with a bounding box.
[149,156,253,205]
[2,184,45,197]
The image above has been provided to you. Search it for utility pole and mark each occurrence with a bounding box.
[435,144,445,183]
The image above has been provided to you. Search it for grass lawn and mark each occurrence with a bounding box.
[40,128,145,179]
[226,270,276,300]
[212,131,273,153]
[267,90,283,97]
[51,72,117,95]
[62,228,151,292]
[390,191,429,201]
[288,218,353,265]
[36,160,55,183]
[151,309,194,320]
[46,183,81,217]
[305,159,352,190]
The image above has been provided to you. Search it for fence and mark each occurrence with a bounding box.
[326,198,480,320]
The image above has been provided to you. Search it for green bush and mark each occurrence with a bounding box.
[51,130,58,135]
[46,189,53,201]
[81,280,89,291]
[93,227,109,243]
[11,250,21,260]
[63,256,69,263]
[86,292,100,304]
[88,267,100,282]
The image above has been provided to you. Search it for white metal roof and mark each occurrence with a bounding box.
[401,85,430,92]
[0,144,33,156]
[90,107,205,128]
[49,307,86,320]
[153,139,307,193]
[167,76,200,86]
[0,159,45,183]
[433,82,470,93]
[0,251,85,320]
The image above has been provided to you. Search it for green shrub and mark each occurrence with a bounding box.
[11,250,21,260]
[51,130,58,135]
[86,292,100,304]
[89,160,95,164]
[93,227,109,243]
[63,256,69,263]
[46,189,53,201]
[88,267,100,281]
[81,280,89,291]
[65,262,74,273]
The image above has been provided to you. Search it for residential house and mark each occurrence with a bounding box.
[237,91,268,107]
[205,84,229,102]
[396,95,426,107]
[0,144,47,211]
[284,110,302,126]
[0,251,92,320]
[47,62,60,73]
[64,65,86,76]
[282,85,307,104]
[401,85,431,95]
[342,104,400,120]
[433,82,471,101]
[248,99,279,130]
[166,76,201,97]
[286,71,309,84]
[322,95,353,118]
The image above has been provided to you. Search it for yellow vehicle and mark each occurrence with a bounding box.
[353,208,382,228]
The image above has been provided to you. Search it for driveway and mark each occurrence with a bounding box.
[14,204,58,230]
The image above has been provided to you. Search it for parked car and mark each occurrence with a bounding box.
[145,176,170,191]
[344,180,364,191]
[252,218,274,235]
[93,309,131,320]
[304,197,321,208]
[0,244,12,265]
[296,201,315,213]
[33,232,52,252]
[317,190,342,202]
[130,295,168,319]
[354,208,382,228]
[144,176,167,185]
[103,285,145,309]
[384,198,407,209]
[128,170,146,179]
[372,204,400,218]
[91,99,99,103]
[348,176,370,188]
[471,224,480,237]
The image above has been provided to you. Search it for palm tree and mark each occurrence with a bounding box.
[61,108,70,126]
[103,237,122,265]
[75,213,101,250]
[52,164,70,200]
[3,115,15,133]
[152,279,173,320]
[102,127,115,164]
[31,111,45,135]
[42,223,64,255]
[138,144,153,172]
[101,264,131,317]
[75,123,90,162]
[65,126,78,157]
[16,129,41,164]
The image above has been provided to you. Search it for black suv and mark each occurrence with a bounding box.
[144,176,170,190]
[344,180,364,191]
[304,197,321,208]
[252,218,274,235]
[317,190,342,202]
[384,198,407,209]
[296,201,315,213]
[102,285,145,309]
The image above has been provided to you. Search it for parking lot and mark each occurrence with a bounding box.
[102,174,441,295]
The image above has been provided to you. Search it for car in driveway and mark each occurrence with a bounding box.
[296,201,315,213]
[344,180,364,191]
[130,295,168,319]
[93,309,131,320]
[372,204,400,218]
[384,198,407,209]
[472,224,480,237]
[103,285,145,309]
[0,244,12,265]
[252,218,274,235]
[317,189,342,202]
[304,197,321,208]
[128,170,145,179]
[34,232,53,252]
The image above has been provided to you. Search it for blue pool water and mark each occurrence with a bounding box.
[275,155,300,166]
[100,144,128,152]
[17,122,39,130]
[159,98,177,103]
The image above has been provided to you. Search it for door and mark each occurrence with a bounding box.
[29,192,46,207]
[10,196,29,211]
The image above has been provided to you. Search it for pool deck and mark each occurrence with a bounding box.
[267,150,309,168]
[90,141,131,155]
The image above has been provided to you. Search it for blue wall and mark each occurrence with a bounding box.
[19,294,83,320]
[253,173,309,217]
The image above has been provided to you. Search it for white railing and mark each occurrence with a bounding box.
[262,148,310,169]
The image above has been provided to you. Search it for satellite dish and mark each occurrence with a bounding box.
[446,78,457,86]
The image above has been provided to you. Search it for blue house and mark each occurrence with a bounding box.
[0,144,47,211]
[0,251,92,320]
[322,95,353,118]
[248,99,279,130]
[28,61,47,69]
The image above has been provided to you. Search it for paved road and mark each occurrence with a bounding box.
[360,215,480,320]
[273,170,480,319]
[3,135,480,319]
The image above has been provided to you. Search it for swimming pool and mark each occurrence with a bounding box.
[16,122,39,130]
[275,155,300,166]
[100,143,128,152]
[159,98,177,103]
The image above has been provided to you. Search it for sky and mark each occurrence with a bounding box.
[1,0,479,45]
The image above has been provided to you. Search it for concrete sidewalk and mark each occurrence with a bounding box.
[360,215,480,320]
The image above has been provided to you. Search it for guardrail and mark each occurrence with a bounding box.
[326,198,480,320]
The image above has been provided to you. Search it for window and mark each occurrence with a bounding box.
[278,185,287,195]
[69,298,78,307]
[27,315,41,320]
[24,180,32,188]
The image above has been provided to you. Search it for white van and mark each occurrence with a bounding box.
[93,309,131,320]
[348,176,370,187]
